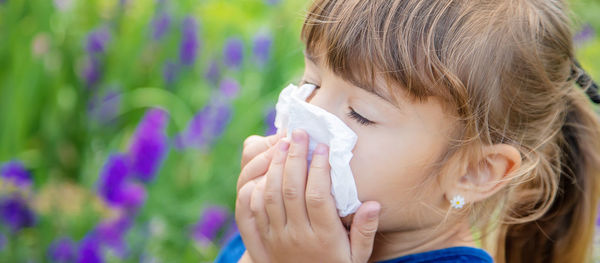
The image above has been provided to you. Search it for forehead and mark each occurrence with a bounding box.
[302,49,401,108]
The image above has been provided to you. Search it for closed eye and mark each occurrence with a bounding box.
[299,79,375,126]
[347,107,375,126]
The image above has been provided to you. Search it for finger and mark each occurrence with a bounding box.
[250,176,270,235]
[236,179,270,262]
[241,133,284,168]
[264,140,290,231]
[305,144,339,231]
[282,129,310,227]
[237,145,278,192]
[349,201,381,263]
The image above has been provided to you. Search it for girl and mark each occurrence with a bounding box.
[218,0,600,262]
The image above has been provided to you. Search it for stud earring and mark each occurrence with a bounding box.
[450,195,465,209]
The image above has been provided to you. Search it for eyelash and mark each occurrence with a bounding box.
[347,107,375,126]
[300,80,376,126]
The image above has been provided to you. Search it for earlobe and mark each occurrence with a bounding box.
[449,144,521,204]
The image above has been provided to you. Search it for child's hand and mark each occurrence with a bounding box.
[236,132,285,262]
[238,132,284,192]
[237,129,381,263]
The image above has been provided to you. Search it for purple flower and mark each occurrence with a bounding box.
[192,206,229,244]
[163,61,178,84]
[1,160,32,189]
[179,16,199,66]
[208,104,232,141]
[85,28,111,54]
[77,234,103,263]
[152,12,171,40]
[219,78,239,99]
[129,109,168,182]
[98,154,131,207]
[48,237,76,263]
[176,101,233,150]
[574,24,595,46]
[204,60,221,85]
[223,38,244,70]
[0,196,36,233]
[175,105,213,149]
[82,56,102,88]
[89,91,121,124]
[252,33,272,66]
[119,183,146,208]
[264,108,277,136]
[95,216,132,258]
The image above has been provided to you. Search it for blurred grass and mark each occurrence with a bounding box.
[0,0,309,261]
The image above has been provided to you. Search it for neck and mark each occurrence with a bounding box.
[369,220,478,262]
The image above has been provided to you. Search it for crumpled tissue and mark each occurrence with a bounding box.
[274,83,361,217]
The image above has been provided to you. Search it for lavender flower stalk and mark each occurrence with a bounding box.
[89,91,121,124]
[252,33,272,67]
[219,78,239,99]
[129,109,169,182]
[163,61,178,84]
[85,28,111,54]
[192,206,229,245]
[48,237,76,263]
[152,12,171,41]
[175,101,233,150]
[223,37,244,70]
[77,234,103,263]
[95,216,132,258]
[98,154,130,206]
[205,59,221,86]
[0,195,36,233]
[0,161,32,189]
[180,16,199,66]
[82,57,102,88]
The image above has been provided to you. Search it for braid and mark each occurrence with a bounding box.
[573,59,600,104]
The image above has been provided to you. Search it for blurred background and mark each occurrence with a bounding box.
[0,0,599,262]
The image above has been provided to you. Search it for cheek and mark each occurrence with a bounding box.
[349,129,445,205]
[349,131,448,230]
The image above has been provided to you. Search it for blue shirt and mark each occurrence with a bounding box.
[214,232,493,263]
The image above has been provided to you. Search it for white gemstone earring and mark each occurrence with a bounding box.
[450,195,465,209]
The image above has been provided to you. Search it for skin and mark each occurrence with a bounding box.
[235,52,522,262]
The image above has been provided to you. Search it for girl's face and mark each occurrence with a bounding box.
[301,52,459,232]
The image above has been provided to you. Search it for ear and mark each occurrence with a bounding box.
[444,144,522,205]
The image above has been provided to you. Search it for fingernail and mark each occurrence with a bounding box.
[314,144,328,155]
[292,129,305,143]
[279,140,290,152]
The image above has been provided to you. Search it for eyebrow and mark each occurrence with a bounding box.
[302,49,401,109]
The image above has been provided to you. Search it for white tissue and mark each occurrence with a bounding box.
[274,83,361,217]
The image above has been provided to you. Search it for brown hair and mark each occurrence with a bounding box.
[300,0,600,262]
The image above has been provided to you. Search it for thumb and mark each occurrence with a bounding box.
[350,201,381,263]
